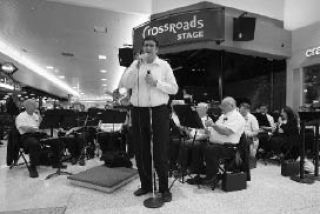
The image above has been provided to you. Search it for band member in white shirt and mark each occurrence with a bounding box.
[118,36,178,202]
[15,99,62,178]
[239,102,259,158]
[202,97,245,184]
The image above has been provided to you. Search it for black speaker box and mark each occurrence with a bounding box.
[281,160,300,177]
[233,17,256,41]
[222,172,247,192]
[119,48,133,67]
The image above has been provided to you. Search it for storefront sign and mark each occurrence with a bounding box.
[133,8,225,51]
[306,46,320,57]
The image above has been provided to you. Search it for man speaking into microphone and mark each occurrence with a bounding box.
[118,36,178,202]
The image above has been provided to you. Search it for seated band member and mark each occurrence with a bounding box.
[15,99,61,178]
[202,97,245,184]
[59,127,87,166]
[255,105,275,152]
[239,102,259,158]
[267,107,300,160]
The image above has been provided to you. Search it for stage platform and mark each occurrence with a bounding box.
[68,165,138,193]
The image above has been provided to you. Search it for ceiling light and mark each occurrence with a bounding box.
[1,62,18,74]
[72,86,77,89]
[102,84,107,86]
[46,66,54,70]
[100,69,107,73]
[58,75,65,79]
[0,83,14,90]
[0,40,79,96]
[80,92,85,95]
[98,55,107,60]
[101,78,107,81]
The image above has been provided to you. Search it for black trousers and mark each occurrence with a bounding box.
[22,134,60,167]
[131,105,169,193]
[204,143,236,178]
[62,134,86,159]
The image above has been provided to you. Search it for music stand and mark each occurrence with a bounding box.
[97,109,127,156]
[40,110,73,180]
[170,105,204,187]
[290,112,315,184]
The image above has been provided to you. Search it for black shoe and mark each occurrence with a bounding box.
[160,191,172,203]
[71,157,78,165]
[133,188,152,196]
[29,166,39,178]
[186,175,201,185]
[201,176,217,185]
[52,163,67,169]
[79,158,85,166]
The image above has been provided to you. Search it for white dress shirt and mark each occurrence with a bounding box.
[243,113,259,143]
[119,56,178,107]
[15,111,40,135]
[208,109,245,144]
[266,113,275,128]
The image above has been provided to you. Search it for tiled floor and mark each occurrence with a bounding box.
[1,142,320,214]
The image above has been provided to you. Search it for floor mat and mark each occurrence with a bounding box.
[68,165,138,193]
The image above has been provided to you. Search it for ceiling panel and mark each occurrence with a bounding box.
[0,0,149,99]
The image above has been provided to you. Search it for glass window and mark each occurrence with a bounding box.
[303,64,320,106]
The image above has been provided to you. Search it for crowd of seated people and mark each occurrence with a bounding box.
[168,97,302,187]
[168,97,247,185]
[8,99,107,178]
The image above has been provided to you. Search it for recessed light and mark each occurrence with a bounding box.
[46,66,54,70]
[72,86,77,89]
[58,75,65,79]
[102,84,107,86]
[100,69,107,73]
[101,78,107,81]
[80,92,85,95]
[98,55,107,60]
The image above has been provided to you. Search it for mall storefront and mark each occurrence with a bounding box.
[133,1,291,110]
[287,22,320,111]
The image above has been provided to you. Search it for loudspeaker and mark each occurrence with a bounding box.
[118,48,133,67]
[233,17,256,41]
[222,172,247,192]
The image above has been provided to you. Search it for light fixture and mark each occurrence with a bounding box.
[102,84,107,86]
[80,92,85,95]
[98,55,107,60]
[101,78,107,81]
[0,40,79,96]
[46,66,54,70]
[100,69,107,73]
[72,86,77,89]
[0,82,14,90]
[1,62,18,74]
[58,75,65,79]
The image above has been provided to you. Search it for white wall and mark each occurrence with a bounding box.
[47,0,152,14]
[286,22,320,110]
[284,0,320,30]
[152,0,284,20]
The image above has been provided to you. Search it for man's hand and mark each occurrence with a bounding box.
[205,119,214,127]
[113,88,121,100]
[145,73,157,87]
